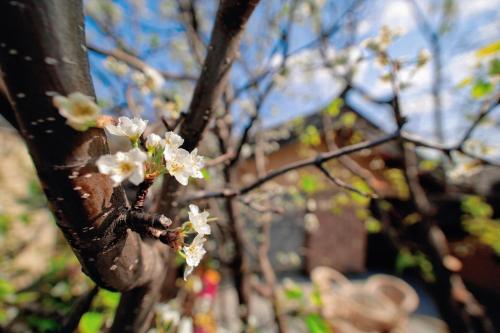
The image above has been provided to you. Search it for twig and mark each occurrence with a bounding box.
[456,93,500,148]
[88,44,196,81]
[133,179,155,211]
[258,220,289,333]
[315,163,377,198]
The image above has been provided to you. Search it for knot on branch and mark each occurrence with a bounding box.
[126,210,182,249]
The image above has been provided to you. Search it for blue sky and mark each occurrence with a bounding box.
[85,0,500,150]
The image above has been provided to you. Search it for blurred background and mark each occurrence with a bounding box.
[1,0,499,332]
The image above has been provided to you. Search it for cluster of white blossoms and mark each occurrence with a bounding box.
[96,117,204,187]
[53,93,211,280]
[362,25,406,54]
[181,204,211,280]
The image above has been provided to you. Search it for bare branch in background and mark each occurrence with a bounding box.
[185,132,399,202]
[88,44,197,81]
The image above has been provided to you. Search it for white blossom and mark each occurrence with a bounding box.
[188,148,204,179]
[178,317,193,333]
[96,148,147,186]
[188,204,210,235]
[131,67,164,95]
[103,56,129,76]
[153,98,181,120]
[144,66,165,93]
[182,235,207,280]
[105,116,148,142]
[163,131,184,158]
[145,133,164,151]
[131,71,146,86]
[165,148,204,186]
[53,92,100,131]
[154,303,180,326]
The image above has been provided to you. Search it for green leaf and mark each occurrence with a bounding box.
[476,41,500,58]
[471,79,493,99]
[15,291,38,304]
[201,168,211,181]
[489,58,500,76]
[27,316,60,332]
[0,279,15,300]
[365,218,382,233]
[341,112,357,128]
[310,288,322,307]
[284,283,304,300]
[420,159,439,171]
[99,290,120,310]
[300,175,320,194]
[462,196,493,218]
[300,125,322,146]
[79,312,104,333]
[304,314,330,333]
[395,249,417,274]
[0,214,10,234]
[325,98,343,117]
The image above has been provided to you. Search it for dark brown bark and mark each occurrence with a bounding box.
[0,0,166,293]
[0,76,18,129]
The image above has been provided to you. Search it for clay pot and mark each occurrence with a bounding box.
[365,274,419,314]
[310,267,421,332]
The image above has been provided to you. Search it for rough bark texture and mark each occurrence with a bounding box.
[0,0,165,293]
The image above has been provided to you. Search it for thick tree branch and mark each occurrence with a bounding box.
[0,0,166,293]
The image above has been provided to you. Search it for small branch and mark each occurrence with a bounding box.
[176,0,205,65]
[205,151,235,167]
[258,220,289,333]
[133,179,155,211]
[457,93,500,148]
[315,163,377,198]
[402,133,500,167]
[239,197,284,215]
[59,286,99,333]
[87,44,197,82]
[126,210,178,247]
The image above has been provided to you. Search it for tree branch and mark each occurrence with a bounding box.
[185,132,399,202]
[0,0,166,294]
[156,0,261,214]
[87,43,197,82]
